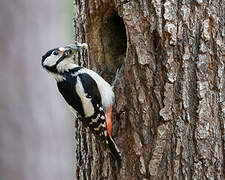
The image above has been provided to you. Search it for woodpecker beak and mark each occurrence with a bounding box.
[59,47,66,52]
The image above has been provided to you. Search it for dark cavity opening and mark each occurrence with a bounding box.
[101,11,127,73]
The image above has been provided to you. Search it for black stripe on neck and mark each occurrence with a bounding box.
[69,66,83,73]
[45,65,58,73]
[43,55,66,74]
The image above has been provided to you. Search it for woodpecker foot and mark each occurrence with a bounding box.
[112,65,124,91]
[97,70,104,76]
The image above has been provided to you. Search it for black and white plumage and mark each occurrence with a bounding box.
[41,43,121,170]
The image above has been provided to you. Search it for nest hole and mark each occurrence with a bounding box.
[100,10,127,73]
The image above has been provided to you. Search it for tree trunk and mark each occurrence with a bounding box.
[73,0,225,179]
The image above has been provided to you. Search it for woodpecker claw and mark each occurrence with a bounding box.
[97,70,104,76]
[112,65,124,92]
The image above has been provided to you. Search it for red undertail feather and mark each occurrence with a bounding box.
[106,105,121,171]
[106,105,112,137]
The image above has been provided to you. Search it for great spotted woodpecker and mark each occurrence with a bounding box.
[41,42,121,170]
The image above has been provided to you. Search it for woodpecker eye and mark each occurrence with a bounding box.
[53,50,59,56]
[64,49,72,56]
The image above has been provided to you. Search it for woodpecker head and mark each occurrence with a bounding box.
[42,42,88,74]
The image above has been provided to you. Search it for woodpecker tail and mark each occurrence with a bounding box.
[107,135,121,172]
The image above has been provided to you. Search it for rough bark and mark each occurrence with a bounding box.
[73,0,225,179]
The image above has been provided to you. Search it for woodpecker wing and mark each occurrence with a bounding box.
[57,76,85,117]
[78,73,102,113]
[76,73,109,141]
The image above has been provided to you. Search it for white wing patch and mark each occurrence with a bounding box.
[75,76,95,117]
[72,68,115,110]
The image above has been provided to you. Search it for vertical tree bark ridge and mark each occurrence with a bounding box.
[74,0,225,179]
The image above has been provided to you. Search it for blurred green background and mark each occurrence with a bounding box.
[0,0,75,180]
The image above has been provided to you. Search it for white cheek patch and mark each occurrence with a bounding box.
[43,55,58,67]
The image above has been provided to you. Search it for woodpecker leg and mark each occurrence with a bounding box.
[105,105,113,137]
[97,70,104,76]
[112,65,124,90]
